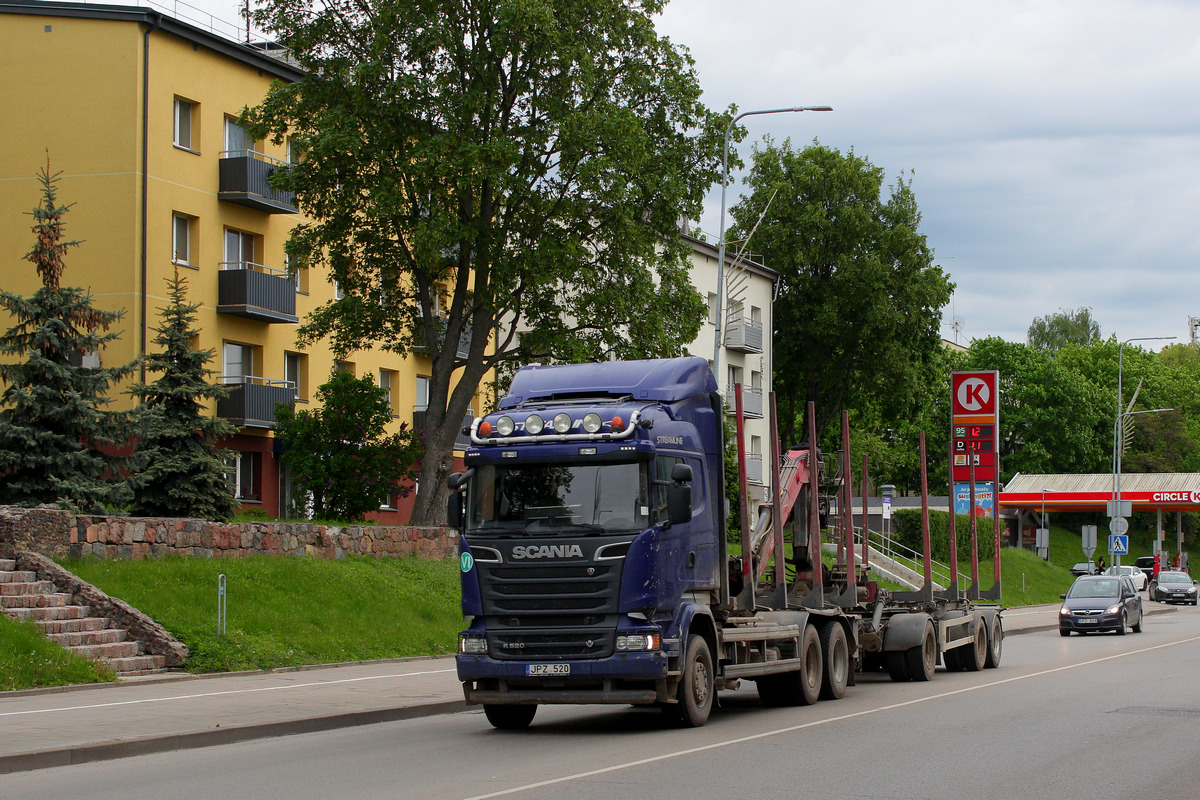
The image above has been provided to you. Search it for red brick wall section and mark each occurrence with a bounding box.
[0,506,458,562]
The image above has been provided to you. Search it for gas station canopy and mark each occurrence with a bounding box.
[1000,473,1200,514]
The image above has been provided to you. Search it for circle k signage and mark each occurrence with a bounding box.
[1151,491,1200,504]
[952,372,998,416]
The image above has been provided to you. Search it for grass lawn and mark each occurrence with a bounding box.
[0,614,116,691]
[58,555,463,674]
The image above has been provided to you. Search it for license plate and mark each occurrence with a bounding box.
[1078,618,1098,624]
[526,663,570,676]
[1173,593,1185,598]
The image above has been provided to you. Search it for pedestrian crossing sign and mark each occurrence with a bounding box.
[1109,535,1129,555]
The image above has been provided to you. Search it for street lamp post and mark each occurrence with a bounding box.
[712,105,832,386]
[1111,335,1176,566]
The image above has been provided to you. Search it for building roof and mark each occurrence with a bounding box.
[1001,473,1200,513]
[0,0,305,81]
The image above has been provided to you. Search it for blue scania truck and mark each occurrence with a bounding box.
[449,357,1002,728]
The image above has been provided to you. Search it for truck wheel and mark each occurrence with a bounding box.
[984,615,1003,668]
[667,634,714,727]
[483,704,537,730]
[760,624,822,705]
[905,622,936,682]
[818,622,849,700]
[886,651,909,682]
[943,646,964,672]
[965,621,987,671]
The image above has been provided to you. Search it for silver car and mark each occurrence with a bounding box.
[1103,564,1147,592]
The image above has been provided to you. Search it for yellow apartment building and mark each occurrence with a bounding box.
[0,0,482,521]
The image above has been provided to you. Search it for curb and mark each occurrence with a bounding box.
[0,699,468,775]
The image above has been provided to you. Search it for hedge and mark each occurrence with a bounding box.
[892,509,996,565]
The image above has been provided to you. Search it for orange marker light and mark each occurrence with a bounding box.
[479,421,492,436]
[611,416,624,431]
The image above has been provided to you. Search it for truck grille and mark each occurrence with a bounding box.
[477,553,622,660]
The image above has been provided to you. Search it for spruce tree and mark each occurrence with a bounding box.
[127,269,237,521]
[0,163,134,510]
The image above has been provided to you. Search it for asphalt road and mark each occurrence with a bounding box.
[8,605,1200,800]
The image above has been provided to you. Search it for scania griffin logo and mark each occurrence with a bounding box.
[510,544,584,559]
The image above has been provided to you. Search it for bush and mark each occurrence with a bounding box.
[893,508,996,564]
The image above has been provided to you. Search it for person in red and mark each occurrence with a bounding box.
[1173,553,1181,569]
[1153,553,1162,580]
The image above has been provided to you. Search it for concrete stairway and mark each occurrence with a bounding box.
[0,558,167,676]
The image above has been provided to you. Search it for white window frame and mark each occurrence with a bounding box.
[173,98,194,150]
[172,213,192,267]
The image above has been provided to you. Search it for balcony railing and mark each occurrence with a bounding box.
[412,317,472,360]
[745,453,764,485]
[412,408,474,450]
[725,386,764,419]
[216,375,295,429]
[724,318,764,353]
[218,150,297,214]
[217,261,298,323]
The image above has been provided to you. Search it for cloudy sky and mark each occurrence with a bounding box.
[156,0,1200,348]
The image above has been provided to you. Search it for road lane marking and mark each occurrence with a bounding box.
[0,668,457,718]
[459,634,1200,800]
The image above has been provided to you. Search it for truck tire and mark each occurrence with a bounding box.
[483,704,537,730]
[666,634,714,727]
[942,646,964,672]
[984,615,1003,668]
[758,624,822,706]
[886,651,909,682]
[818,622,849,700]
[965,621,987,672]
[905,622,936,682]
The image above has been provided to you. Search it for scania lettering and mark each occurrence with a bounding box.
[448,358,1004,729]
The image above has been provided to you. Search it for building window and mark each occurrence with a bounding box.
[707,293,718,325]
[334,280,345,300]
[224,451,259,501]
[285,351,307,401]
[751,305,762,325]
[223,227,258,269]
[415,375,430,412]
[379,369,398,416]
[223,116,258,157]
[335,360,355,377]
[172,213,194,268]
[173,98,196,151]
[223,341,254,385]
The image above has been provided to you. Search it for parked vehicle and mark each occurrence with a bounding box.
[1135,556,1157,584]
[450,357,1003,729]
[1070,562,1098,577]
[1148,571,1198,605]
[1103,564,1147,591]
[1059,575,1143,635]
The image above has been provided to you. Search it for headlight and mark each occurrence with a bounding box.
[1106,604,1122,615]
[460,636,487,654]
[1188,587,1197,594]
[495,416,515,436]
[1059,606,1070,616]
[524,414,545,435]
[582,413,603,433]
[552,412,573,433]
[615,634,661,652]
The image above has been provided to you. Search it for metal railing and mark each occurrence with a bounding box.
[218,260,290,278]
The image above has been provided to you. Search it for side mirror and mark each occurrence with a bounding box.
[671,463,694,483]
[447,469,474,490]
[666,484,692,527]
[1059,594,1067,600]
[447,492,464,530]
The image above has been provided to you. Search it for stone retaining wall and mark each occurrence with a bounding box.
[0,506,457,561]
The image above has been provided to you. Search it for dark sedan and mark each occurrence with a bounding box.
[1149,571,1198,605]
[1059,575,1143,636]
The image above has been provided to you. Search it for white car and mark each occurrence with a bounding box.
[1104,564,1148,591]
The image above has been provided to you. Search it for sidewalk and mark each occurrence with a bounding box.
[0,603,1168,774]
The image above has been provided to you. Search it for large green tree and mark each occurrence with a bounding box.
[127,269,237,521]
[727,140,954,447]
[0,164,134,510]
[1027,306,1102,351]
[243,0,727,524]
[274,370,420,522]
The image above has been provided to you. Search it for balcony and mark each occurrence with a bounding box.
[217,262,298,323]
[218,150,297,214]
[724,318,764,353]
[217,376,295,429]
[412,408,474,450]
[412,317,472,360]
[745,453,764,485]
[725,386,764,419]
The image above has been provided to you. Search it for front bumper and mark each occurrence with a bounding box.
[1155,590,1197,604]
[457,651,670,705]
[1060,612,1125,633]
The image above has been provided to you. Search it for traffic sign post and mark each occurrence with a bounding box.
[1081,525,1097,560]
[1110,517,1129,536]
[1109,534,1129,556]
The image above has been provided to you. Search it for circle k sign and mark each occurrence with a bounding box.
[952,372,998,416]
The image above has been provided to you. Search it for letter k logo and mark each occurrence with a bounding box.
[958,378,990,412]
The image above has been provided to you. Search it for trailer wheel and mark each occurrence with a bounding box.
[666,634,714,727]
[942,646,964,672]
[483,704,537,730]
[758,624,822,705]
[904,622,936,682]
[984,615,1003,668]
[818,623,849,700]
[965,621,987,671]
[885,651,909,682]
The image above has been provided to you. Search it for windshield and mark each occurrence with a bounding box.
[1067,579,1120,599]
[466,461,650,535]
[1159,572,1192,585]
